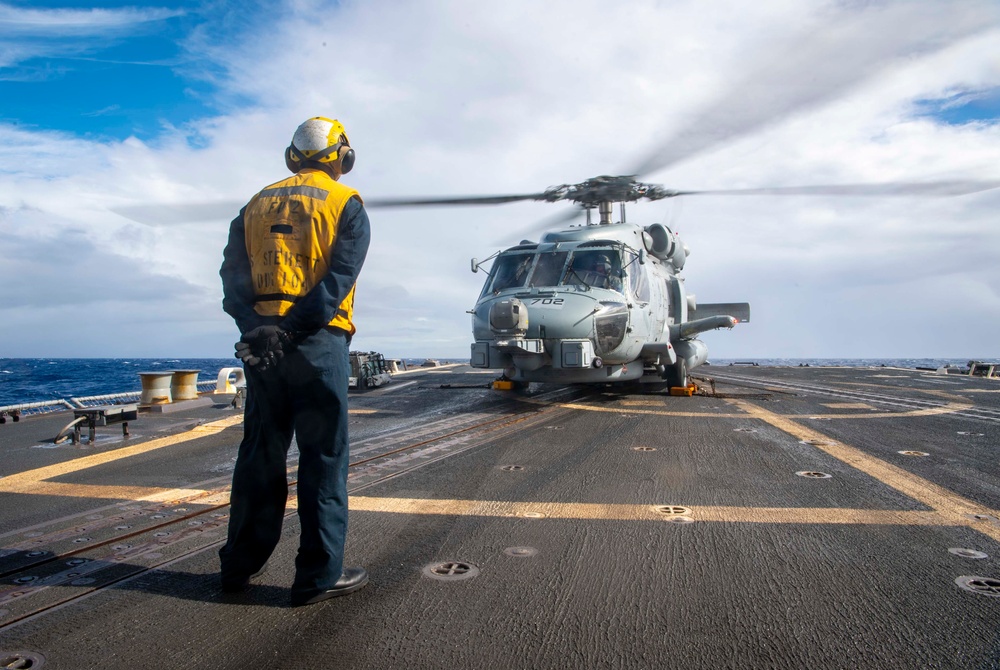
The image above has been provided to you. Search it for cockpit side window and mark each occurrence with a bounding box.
[626,252,650,303]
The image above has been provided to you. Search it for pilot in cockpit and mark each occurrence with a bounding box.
[576,253,623,292]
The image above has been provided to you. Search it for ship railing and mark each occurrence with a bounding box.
[2,394,148,418]
[70,392,143,408]
[0,399,77,419]
[2,381,224,420]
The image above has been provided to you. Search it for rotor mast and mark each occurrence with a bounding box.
[598,201,614,225]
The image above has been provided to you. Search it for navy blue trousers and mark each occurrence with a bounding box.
[219,329,351,596]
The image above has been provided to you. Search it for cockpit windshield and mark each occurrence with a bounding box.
[488,253,534,293]
[483,247,626,295]
[562,249,624,292]
[485,250,571,295]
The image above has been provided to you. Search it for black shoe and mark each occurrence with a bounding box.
[290,567,369,606]
[220,563,268,593]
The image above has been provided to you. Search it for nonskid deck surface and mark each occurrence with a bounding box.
[0,365,998,669]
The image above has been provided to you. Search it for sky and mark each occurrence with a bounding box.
[1,0,999,361]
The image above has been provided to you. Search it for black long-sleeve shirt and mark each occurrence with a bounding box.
[220,196,371,335]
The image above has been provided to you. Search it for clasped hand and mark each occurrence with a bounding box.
[234,326,293,371]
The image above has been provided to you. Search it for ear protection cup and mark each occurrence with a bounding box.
[285,145,300,173]
[338,145,355,174]
[326,134,355,174]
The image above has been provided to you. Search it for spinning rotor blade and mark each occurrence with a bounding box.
[111,191,556,226]
[668,180,1000,198]
[365,192,551,208]
[498,205,587,245]
[525,204,586,232]
[112,201,244,225]
[626,3,997,178]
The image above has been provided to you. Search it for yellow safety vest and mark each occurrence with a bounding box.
[244,168,361,334]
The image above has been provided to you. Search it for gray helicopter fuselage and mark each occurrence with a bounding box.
[469,221,747,386]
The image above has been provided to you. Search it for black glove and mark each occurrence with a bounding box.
[235,326,295,371]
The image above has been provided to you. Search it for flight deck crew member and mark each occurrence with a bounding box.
[219,116,371,607]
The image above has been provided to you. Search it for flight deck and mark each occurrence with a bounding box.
[0,365,998,669]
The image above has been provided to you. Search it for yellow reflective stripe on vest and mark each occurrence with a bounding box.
[259,185,330,200]
[244,169,361,334]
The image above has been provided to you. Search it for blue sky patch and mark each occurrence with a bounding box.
[0,1,244,141]
[913,88,1000,125]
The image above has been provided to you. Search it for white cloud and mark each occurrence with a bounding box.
[0,4,182,35]
[1,0,999,359]
[0,2,184,70]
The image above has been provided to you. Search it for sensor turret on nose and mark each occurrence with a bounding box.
[490,298,529,337]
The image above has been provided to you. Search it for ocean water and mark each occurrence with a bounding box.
[0,358,235,407]
[710,358,976,369]
[0,356,978,408]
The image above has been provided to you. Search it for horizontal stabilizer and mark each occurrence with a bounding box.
[671,315,738,340]
[690,302,750,323]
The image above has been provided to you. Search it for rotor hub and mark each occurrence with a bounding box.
[542,176,678,207]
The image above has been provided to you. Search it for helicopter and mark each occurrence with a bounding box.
[460,176,747,389]
[357,169,999,390]
[377,175,748,389]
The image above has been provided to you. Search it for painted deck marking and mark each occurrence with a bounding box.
[525,397,972,421]
[822,402,875,410]
[349,496,950,527]
[0,415,243,496]
[3,388,997,548]
[729,398,1000,543]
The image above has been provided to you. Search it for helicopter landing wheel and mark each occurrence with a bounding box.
[665,359,688,389]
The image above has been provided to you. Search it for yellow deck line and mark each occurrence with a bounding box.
[0,415,243,495]
[349,496,951,527]
[525,397,973,421]
[538,401,748,418]
[822,403,875,410]
[4,395,998,548]
[784,402,973,419]
[4,481,217,501]
[729,399,1000,542]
